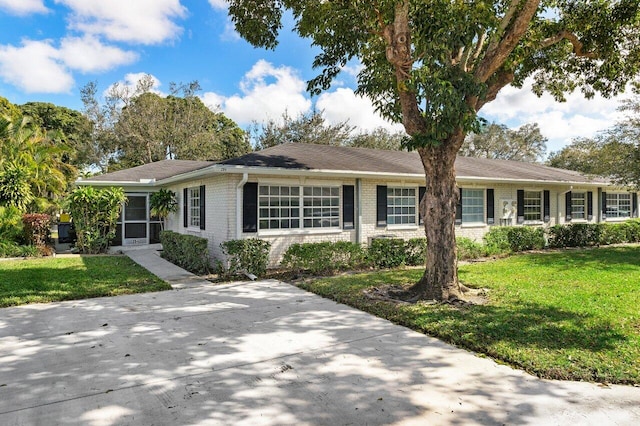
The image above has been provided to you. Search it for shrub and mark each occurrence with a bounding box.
[0,240,39,258]
[150,189,178,230]
[507,226,546,251]
[160,230,210,274]
[405,238,427,266]
[483,227,512,254]
[456,237,484,260]
[281,241,365,274]
[620,219,640,243]
[22,213,51,249]
[67,186,126,254]
[0,205,24,243]
[483,226,545,253]
[367,237,407,269]
[221,238,271,277]
[547,223,602,248]
[599,223,628,245]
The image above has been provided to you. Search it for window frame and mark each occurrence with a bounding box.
[188,186,201,228]
[461,188,485,224]
[606,192,632,219]
[257,184,341,231]
[386,186,417,226]
[571,191,587,220]
[523,190,543,222]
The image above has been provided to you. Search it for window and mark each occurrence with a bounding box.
[303,186,340,228]
[606,193,631,218]
[524,191,542,221]
[387,187,416,225]
[257,185,341,230]
[189,187,200,227]
[258,185,300,230]
[571,192,586,220]
[462,189,484,223]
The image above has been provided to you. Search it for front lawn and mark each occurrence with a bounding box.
[298,246,640,384]
[0,256,171,307]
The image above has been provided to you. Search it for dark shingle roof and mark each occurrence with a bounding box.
[81,159,213,182]
[221,143,604,184]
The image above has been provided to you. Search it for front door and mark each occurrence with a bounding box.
[123,195,148,245]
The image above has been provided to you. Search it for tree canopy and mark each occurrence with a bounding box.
[548,91,640,189]
[461,122,547,162]
[253,110,406,151]
[228,1,640,301]
[81,76,251,171]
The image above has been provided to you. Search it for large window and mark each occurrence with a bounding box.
[571,192,586,220]
[606,193,631,218]
[258,185,340,230]
[462,189,484,223]
[387,187,416,225]
[303,186,340,228]
[524,191,542,221]
[188,187,200,227]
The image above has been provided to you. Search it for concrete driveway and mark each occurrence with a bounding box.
[1,279,639,425]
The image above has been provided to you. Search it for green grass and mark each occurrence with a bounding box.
[298,246,640,384]
[0,256,171,307]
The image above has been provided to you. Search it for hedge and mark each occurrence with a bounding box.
[221,238,271,277]
[160,231,210,274]
[281,241,365,275]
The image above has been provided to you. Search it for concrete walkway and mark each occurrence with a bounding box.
[1,252,639,425]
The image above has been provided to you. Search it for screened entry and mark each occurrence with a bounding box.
[112,193,163,246]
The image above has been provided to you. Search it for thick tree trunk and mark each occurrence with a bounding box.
[409,134,465,301]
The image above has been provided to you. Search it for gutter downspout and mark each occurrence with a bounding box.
[236,173,249,239]
[356,178,362,245]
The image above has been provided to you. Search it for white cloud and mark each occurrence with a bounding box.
[0,37,137,94]
[202,60,311,125]
[0,40,72,93]
[317,88,405,133]
[480,79,628,152]
[55,0,187,45]
[59,35,138,73]
[0,0,47,15]
[208,0,228,10]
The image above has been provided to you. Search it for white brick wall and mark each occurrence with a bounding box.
[164,173,633,268]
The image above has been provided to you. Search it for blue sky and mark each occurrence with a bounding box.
[0,0,629,154]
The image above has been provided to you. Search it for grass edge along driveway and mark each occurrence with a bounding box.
[0,255,170,307]
[298,245,640,385]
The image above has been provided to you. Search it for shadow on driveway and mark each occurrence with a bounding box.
[1,280,639,425]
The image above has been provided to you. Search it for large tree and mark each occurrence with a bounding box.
[228,0,640,301]
[548,92,640,188]
[461,122,547,162]
[81,76,251,171]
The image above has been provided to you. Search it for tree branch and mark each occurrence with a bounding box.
[475,0,541,83]
[540,30,599,59]
[476,70,516,111]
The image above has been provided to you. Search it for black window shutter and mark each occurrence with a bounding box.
[587,191,593,221]
[565,191,572,222]
[517,190,525,224]
[376,185,387,227]
[183,187,188,228]
[242,183,258,233]
[543,190,550,222]
[418,186,426,225]
[602,191,607,219]
[486,189,494,225]
[199,185,206,230]
[633,193,638,218]
[342,185,355,230]
[455,188,462,225]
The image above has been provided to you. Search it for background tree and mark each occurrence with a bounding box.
[548,92,640,188]
[228,0,640,301]
[254,110,354,149]
[0,116,75,212]
[81,76,251,171]
[19,102,94,169]
[347,127,407,151]
[461,122,547,162]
